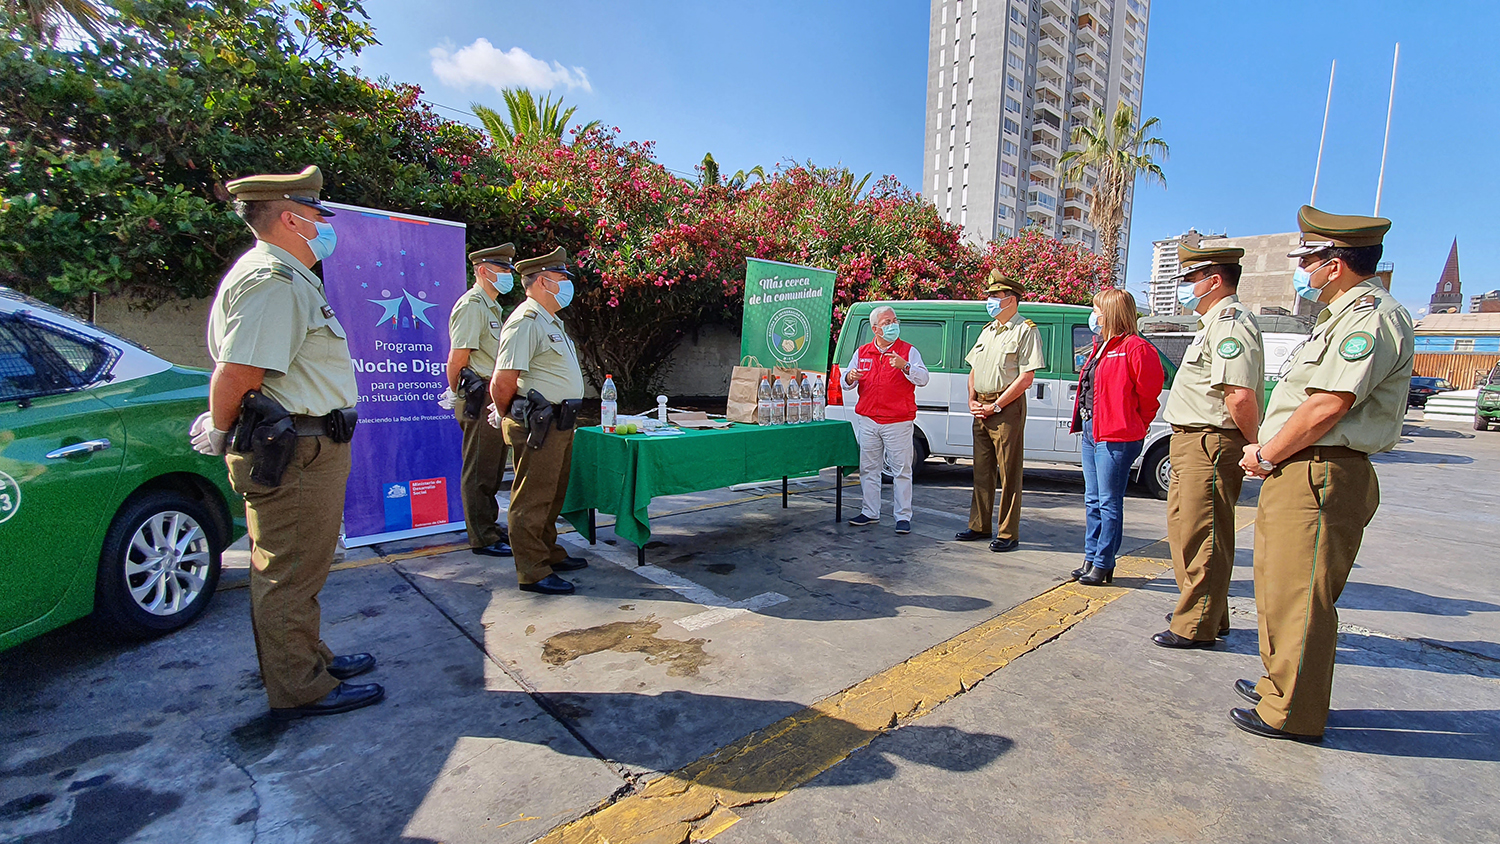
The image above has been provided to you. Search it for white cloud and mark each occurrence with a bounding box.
[429,39,592,93]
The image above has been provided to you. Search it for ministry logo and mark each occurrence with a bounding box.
[368,289,441,329]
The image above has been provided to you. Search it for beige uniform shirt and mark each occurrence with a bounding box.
[495,298,585,402]
[208,241,357,416]
[1164,295,1265,429]
[448,284,505,377]
[965,314,1046,394]
[1261,280,1415,454]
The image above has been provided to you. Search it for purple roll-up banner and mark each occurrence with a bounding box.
[321,202,468,547]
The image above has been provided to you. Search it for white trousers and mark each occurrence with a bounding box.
[854,415,914,522]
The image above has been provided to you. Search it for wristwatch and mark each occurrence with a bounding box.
[1256,448,1275,473]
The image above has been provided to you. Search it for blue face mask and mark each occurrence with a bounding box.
[1177,280,1204,311]
[292,214,337,262]
[986,298,1003,318]
[1088,311,1102,335]
[493,271,514,295]
[1292,260,1329,302]
[551,278,575,309]
[880,322,900,342]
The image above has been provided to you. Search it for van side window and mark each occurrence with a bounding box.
[1072,325,1095,373]
[856,318,945,369]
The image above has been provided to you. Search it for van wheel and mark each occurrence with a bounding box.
[93,491,224,639]
[1141,443,1171,500]
[1477,414,1491,432]
[913,432,930,469]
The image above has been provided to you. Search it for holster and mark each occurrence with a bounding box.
[231,390,296,487]
[457,367,488,421]
[509,389,556,450]
[325,407,358,443]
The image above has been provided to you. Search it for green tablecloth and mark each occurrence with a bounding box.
[561,420,860,548]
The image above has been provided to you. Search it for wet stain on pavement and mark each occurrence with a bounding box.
[540,617,711,677]
[705,563,736,575]
[67,774,111,792]
[0,792,53,820]
[22,783,183,844]
[0,733,150,778]
[157,660,199,671]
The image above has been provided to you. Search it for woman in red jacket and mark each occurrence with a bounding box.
[1070,289,1165,585]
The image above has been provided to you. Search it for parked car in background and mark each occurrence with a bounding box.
[828,300,1179,498]
[1409,376,1455,409]
[1476,364,1500,431]
[1,288,244,651]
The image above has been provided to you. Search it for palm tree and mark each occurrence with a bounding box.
[471,88,600,149]
[5,0,108,44]
[1059,102,1167,285]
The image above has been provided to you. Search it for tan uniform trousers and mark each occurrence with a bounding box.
[457,403,509,549]
[1167,429,1247,641]
[1253,446,1380,736]
[502,417,574,585]
[227,436,350,710]
[969,396,1026,540]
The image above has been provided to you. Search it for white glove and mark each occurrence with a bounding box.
[488,403,503,429]
[190,411,230,456]
[438,388,459,410]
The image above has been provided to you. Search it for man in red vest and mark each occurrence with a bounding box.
[842,305,930,534]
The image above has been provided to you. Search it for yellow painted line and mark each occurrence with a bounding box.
[535,551,1176,844]
[215,480,849,592]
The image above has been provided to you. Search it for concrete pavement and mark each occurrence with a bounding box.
[1,416,1496,843]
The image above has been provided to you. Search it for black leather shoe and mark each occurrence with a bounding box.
[989,537,1019,552]
[1229,707,1322,743]
[271,682,385,720]
[473,541,512,557]
[1074,564,1095,581]
[1234,679,1262,704]
[550,555,588,572]
[1152,630,1215,649]
[519,574,575,595]
[1077,566,1114,585]
[954,529,991,541]
[327,653,375,680]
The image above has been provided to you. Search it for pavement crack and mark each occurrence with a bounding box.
[390,562,636,785]
[207,726,262,843]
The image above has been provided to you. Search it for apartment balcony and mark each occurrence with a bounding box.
[1041,0,1070,17]
[1029,157,1058,179]
[1038,33,1066,59]
[1032,120,1063,145]
[1036,73,1065,99]
[1077,39,1103,67]
[1039,12,1069,38]
[1073,61,1099,85]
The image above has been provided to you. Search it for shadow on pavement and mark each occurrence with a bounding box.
[1371,450,1474,465]
[1325,709,1500,761]
[1338,581,1500,617]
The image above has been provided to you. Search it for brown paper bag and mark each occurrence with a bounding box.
[727,357,803,424]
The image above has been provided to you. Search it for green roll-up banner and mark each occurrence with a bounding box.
[740,257,836,370]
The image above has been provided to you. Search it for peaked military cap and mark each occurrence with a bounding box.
[225,165,335,216]
[985,269,1023,298]
[515,246,570,277]
[468,243,517,265]
[1287,205,1391,257]
[1172,242,1245,280]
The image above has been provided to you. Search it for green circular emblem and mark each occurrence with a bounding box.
[1216,337,1243,359]
[1340,331,1375,361]
[767,307,812,365]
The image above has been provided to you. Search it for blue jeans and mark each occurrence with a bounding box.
[1080,421,1143,570]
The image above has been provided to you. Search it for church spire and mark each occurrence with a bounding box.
[1428,238,1463,314]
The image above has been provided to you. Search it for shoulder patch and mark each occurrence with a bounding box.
[1216,337,1243,359]
[1340,331,1376,361]
[522,310,539,320]
[1218,309,1236,321]
[1354,295,1378,313]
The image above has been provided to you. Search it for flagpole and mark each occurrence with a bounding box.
[1375,43,1400,216]
[1311,60,1335,206]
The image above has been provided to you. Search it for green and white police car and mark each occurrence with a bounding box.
[1,288,244,651]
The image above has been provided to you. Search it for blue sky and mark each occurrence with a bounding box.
[350,0,1499,314]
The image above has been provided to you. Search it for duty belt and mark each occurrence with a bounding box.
[291,414,332,437]
[1171,424,1239,435]
[1286,444,1367,462]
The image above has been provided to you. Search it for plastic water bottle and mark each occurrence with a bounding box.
[771,377,786,425]
[757,375,772,425]
[657,395,669,424]
[601,374,618,432]
[793,374,807,423]
[800,374,813,423]
[811,375,825,422]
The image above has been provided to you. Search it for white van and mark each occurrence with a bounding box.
[826,300,1179,498]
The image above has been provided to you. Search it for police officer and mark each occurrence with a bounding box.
[191,166,384,719]
[488,247,589,594]
[1231,206,1413,742]
[1155,244,1264,649]
[955,271,1045,552]
[446,243,516,558]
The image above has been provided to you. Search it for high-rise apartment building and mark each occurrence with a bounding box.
[1148,230,1228,316]
[923,0,1151,278]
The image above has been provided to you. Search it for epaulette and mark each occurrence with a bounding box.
[522,309,539,319]
[1024,319,1036,327]
[1354,295,1378,312]
[1218,308,1236,322]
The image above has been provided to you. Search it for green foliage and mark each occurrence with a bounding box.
[5,0,109,44]
[1059,102,1168,283]
[0,0,511,306]
[470,88,600,150]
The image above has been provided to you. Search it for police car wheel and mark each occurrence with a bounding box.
[1476,413,1491,432]
[93,491,223,639]
[1141,443,1171,500]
